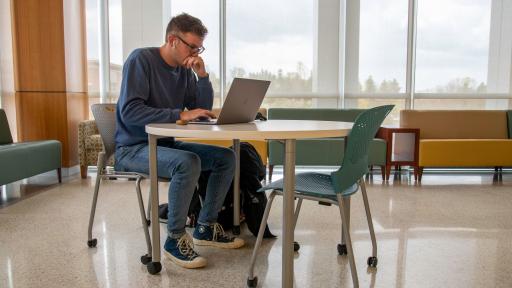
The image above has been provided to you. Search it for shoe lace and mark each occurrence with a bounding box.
[177,234,199,260]
[212,223,233,242]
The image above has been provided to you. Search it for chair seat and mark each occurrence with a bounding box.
[258,172,359,200]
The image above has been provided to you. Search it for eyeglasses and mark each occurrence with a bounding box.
[174,34,205,54]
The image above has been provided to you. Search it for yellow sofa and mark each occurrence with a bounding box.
[177,108,268,166]
[400,110,512,180]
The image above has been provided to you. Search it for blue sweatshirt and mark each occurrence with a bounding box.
[115,47,213,147]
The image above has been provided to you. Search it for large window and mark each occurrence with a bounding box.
[345,0,409,124]
[171,0,221,107]
[85,0,512,115]
[354,0,408,94]
[85,0,99,97]
[108,0,123,101]
[85,0,123,104]
[415,0,491,94]
[227,0,314,108]
[412,0,511,110]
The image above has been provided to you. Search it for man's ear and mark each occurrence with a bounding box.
[167,34,176,47]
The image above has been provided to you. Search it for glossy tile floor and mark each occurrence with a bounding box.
[1,169,512,288]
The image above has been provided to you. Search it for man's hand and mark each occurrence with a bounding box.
[179,109,216,121]
[183,56,208,78]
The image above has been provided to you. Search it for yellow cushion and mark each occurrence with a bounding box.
[419,139,512,167]
[177,138,268,165]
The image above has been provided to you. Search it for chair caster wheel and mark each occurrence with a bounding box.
[293,241,300,252]
[146,219,151,226]
[87,239,97,248]
[147,262,162,274]
[247,276,258,287]
[140,254,152,265]
[367,256,378,267]
[233,225,241,235]
[337,244,347,255]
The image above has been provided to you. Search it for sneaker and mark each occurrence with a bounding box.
[193,223,245,249]
[163,234,207,269]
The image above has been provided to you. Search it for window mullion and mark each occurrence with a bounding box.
[405,0,418,110]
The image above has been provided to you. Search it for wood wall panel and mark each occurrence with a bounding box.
[12,0,66,92]
[8,0,88,168]
[15,91,87,167]
[15,92,67,142]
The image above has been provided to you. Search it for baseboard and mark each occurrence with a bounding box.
[61,165,80,177]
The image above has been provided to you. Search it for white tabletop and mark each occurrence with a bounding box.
[146,120,352,140]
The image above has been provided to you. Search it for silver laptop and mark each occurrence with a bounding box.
[189,78,270,125]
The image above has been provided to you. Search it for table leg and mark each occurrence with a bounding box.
[148,134,161,274]
[282,139,296,288]
[232,139,241,235]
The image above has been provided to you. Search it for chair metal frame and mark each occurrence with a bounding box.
[86,103,157,264]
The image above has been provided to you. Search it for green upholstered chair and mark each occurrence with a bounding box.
[0,109,61,186]
[267,108,388,181]
[247,105,394,288]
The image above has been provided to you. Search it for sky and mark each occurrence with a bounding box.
[359,0,491,92]
[86,0,493,92]
[170,0,314,78]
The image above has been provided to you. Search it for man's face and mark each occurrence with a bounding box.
[170,32,205,66]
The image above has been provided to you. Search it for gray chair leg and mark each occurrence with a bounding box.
[146,191,151,224]
[247,191,277,283]
[87,153,106,247]
[359,178,377,262]
[291,198,303,252]
[135,177,152,257]
[293,198,303,231]
[337,194,359,288]
[340,197,351,250]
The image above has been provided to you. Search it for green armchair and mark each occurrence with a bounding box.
[267,108,388,180]
[0,109,61,185]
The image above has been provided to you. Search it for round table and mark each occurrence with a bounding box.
[145,120,352,287]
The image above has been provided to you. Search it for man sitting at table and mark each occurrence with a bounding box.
[115,13,244,269]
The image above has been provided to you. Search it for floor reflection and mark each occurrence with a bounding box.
[0,168,511,287]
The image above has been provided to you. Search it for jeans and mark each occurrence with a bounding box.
[115,141,236,239]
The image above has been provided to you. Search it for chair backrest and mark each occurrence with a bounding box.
[0,109,14,145]
[331,105,394,194]
[91,103,117,160]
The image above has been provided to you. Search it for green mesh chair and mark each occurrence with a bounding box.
[247,105,394,288]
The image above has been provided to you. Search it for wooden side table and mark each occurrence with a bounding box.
[376,127,420,180]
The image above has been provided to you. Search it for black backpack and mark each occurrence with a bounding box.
[194,142,275,238]
[161,142,275,238]
[238,142,275,238]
